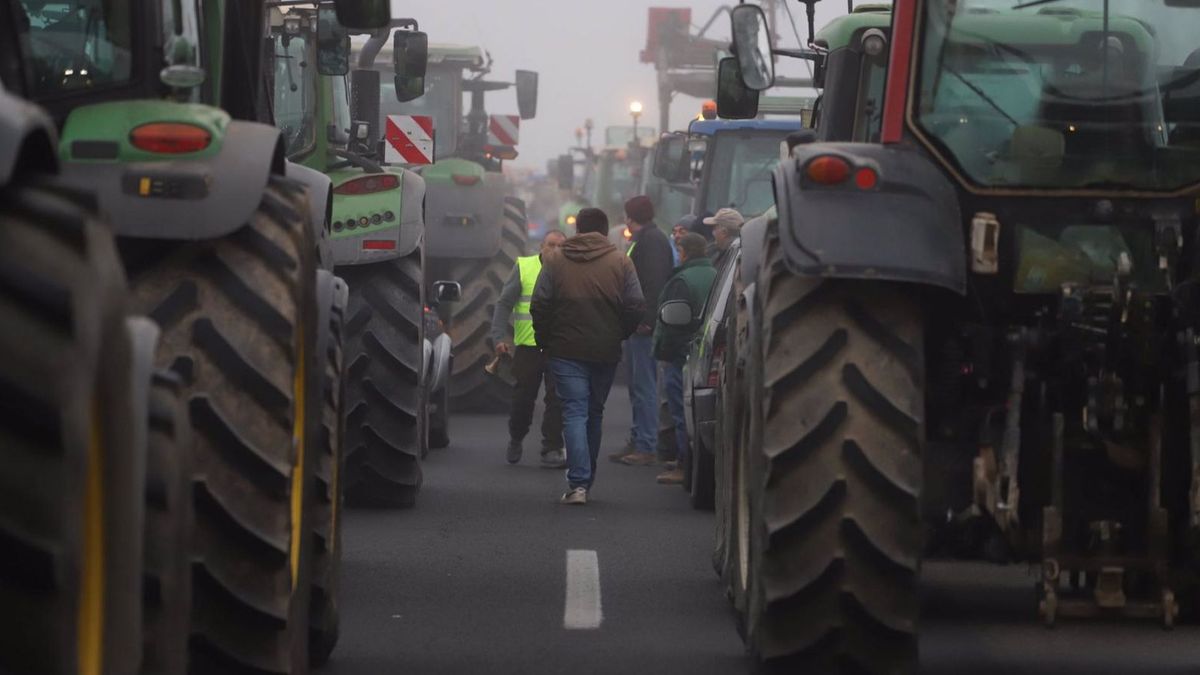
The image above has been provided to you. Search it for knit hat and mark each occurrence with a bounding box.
[624,195,655,225]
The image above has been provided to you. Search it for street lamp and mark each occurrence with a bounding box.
[629,100,644,141]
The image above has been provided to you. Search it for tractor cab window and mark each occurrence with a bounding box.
[330,73,351,145]
[913,0,1200,191]
[382,66,459,158]
[854,55,888,142]
[272,28,317,158]
[15,0,134,98]
[702,132,783,219]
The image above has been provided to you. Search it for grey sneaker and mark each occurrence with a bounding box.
[540,449,567,469]
[506,440,522,464]
[560,487,588,505]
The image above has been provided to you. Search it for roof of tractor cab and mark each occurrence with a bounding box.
[948,8,1153,51]
[814,5,892,50]
[688,119,804,136]
[427,44,488,70]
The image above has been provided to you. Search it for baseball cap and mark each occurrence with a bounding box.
[703,208,745,230]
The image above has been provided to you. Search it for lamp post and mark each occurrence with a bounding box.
[629,100,644,142]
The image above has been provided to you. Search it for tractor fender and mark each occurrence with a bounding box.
[738,210,771,289]
[774,143,966,295]
[330,167,425,265]
[60,120,285,240]
[427,332,453,397]
[0,85,58,185]
[286,160,334,270]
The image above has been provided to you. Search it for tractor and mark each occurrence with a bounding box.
[2,1,395,673]
[704,0,1200,672]
[357,36,539,411]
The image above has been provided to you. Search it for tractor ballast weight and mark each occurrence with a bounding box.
[422,163,507,258]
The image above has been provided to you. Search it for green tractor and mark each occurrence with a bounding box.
[711,1,1200,672]
[357,36,539,411]
[3,1,395,673]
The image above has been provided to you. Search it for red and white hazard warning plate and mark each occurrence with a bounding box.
[385,115,435,165]
[487,115,520,147]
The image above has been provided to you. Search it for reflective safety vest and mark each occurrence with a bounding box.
[514,255,541,347]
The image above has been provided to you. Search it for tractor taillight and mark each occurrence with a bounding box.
[129,123,211,154]
[362,240,396,250]
[806,155,851,185]
[855,167,879,190]
[452,174,481,186]
[335,174,400,195]
[708,344,725,387]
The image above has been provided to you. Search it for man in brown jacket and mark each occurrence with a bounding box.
[531,208,644,504]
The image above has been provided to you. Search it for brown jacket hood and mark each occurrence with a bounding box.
[561,232,617,263]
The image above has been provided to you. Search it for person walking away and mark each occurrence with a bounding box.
[704,208,744,270]
[653,233,717,485]
[491,230,568,467]
[612,195,674,467]
[531,208,644,505]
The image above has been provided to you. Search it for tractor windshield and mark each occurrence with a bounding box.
[382,66,460,158]
[702,131,782,218]
[14,0,135,99]
[272,31,317,158]
[913,0,1200,192]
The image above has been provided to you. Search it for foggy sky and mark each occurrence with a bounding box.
[395,0,848,173]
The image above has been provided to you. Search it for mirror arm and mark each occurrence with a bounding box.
[355,18,420,68]
[773,48,823,62]
[331,148,384,174]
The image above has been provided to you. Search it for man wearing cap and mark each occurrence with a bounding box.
[612,195,675,467]
[705,207,745,270]
[491,230,568,467]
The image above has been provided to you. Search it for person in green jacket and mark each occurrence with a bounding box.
[652,233,717,485]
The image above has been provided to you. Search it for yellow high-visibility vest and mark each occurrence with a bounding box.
[514,255,541,347]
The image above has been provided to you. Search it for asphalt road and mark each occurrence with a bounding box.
[326,387,1200,675]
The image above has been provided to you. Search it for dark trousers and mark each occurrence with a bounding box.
[510,345,563,452]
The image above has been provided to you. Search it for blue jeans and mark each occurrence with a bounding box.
[625,334,658,453]
[549,357,619,491]
[661,361,689,466]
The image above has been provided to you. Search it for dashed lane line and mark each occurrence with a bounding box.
[564,549,602,630]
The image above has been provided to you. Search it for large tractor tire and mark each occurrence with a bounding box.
[737,224,923,674]
[125,175,320,675]
[141,371,193,675]
[445,197,528,413]
[0,182,144,675]
[309,275,346,666]
[341,250,426,508]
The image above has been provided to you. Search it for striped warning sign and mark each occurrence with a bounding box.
[385,115,435,165]
[487,115,520,147]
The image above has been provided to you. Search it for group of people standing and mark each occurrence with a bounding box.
[491,196,742,505]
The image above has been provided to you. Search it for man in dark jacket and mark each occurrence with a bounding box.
[653,233,717,485]
[613,195,675,467]
[531,208,644,505]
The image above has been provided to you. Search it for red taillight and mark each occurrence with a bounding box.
[129,123,211,154]
[855,167,879,190]
[452,174,481,186]
[335,174,400,195]
[708,344,725,387]
[806,155,851,184]
[362,240,397,250]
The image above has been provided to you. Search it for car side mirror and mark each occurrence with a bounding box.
[433,280,463,303]
[716,57,760,120]
[393,30,428,102]
[653,132,690,183]
[316,8,350,76]
[332,0,389,30]
[730,4,775,91]
[515,70,539,120]
[659,299,693,327]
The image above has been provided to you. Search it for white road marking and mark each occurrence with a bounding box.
[564,549,603,630]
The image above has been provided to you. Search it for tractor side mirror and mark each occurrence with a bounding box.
[653,132,690,183]
[658,300,693,327]
[350,69,381,145]
[317,8,350,76]
[515,70,539,120]
[332,0,389,30]
[392,30,428,102]
[556,155,574,190]
[433,280,463,303]
[730,4,775,91]
[716,57,760,120]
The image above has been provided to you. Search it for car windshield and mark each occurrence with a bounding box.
[701,132,782,218]
[15,0,134,98]
[272,31,316,158]
[382,66,460,158]
[913,0,1200,191]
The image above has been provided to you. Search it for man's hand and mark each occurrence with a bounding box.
[635,324,653,336]
[495,342,512,356]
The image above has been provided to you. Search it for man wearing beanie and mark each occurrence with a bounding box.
[613,195,675,467]
[531,208,645,504]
